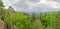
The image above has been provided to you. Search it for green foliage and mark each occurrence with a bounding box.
[2,9,60,29]
[0,0,4,8]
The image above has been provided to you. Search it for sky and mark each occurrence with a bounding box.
[2,0,60,13]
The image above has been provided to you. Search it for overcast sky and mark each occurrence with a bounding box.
[2,0,60,13]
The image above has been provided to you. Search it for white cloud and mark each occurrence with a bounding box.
[40,0,60,8]
[2,0,60,13]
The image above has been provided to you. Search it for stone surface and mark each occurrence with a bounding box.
[8,6,15,13]
[0,19,4,29]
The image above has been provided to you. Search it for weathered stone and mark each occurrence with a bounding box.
[8,6,15,13]
[0,19,4,29]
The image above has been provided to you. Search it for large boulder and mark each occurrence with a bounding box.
[8,6,15,13]
[0,19,4,29]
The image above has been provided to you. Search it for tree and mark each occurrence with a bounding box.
[39,13,47,28]
[0,0,5,29]
[31,12,36,22]
[0,0,4,21]
[0,0,4,8]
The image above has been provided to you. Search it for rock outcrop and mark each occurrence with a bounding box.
[0,19,4,29]
[8,6,15,13]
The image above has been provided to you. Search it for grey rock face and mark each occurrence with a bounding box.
[0,19,4,29]
[8,6,15,13]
